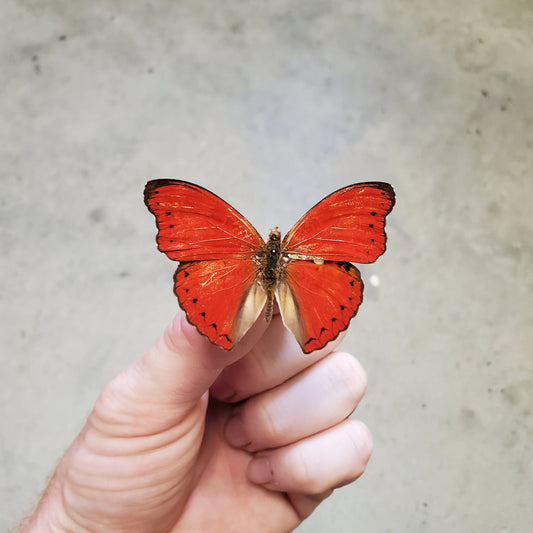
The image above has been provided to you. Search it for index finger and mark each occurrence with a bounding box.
[210,313,347,402]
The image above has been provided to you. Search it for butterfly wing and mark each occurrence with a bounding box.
[282,182,395,263]
[144,180,267,349]
[144,179,264,261]
[175,260,267,349]
[277,261,363,353]
[277,182,395,353]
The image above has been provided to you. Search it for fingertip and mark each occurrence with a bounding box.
[333,351,368,397]
[167,308,272,362]
[244,418,374,494]
[247,455,274,485]
[163,311,221,357]
[346,419,374,467]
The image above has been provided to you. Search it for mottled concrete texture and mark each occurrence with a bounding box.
[1,1,532,531]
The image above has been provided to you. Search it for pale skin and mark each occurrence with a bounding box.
[20,310,373,533]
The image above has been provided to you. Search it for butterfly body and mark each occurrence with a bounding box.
[253,228,282,322]
[145,179,395,353]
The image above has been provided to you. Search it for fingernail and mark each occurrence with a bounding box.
[225,414,251,448]
[247,456,273,485]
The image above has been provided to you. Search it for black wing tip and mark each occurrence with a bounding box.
[143,178,219,207]
[306,181,396,218]
[144,179,191,211]
[144,179,167,208]
[145,178,210,192]
[351,181,396,211]
[355,181,395,263]
[144,178,180,203]
[373,181,396,211]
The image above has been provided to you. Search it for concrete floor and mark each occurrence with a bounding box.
[2,1,532,531]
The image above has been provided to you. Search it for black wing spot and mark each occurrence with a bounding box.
[221,334,232,343]
[370,211,376,216]
[368,223,374,228]
[166,211,171,216]
[371,238,375,242]
[350,280,355,286]
[340,304,345,311]
[200,312,206,318]
[210,323,217,328]
[332,317,337,323]
[192,298,198,303]
[169,224,175,228]
[320,327,326,334]
[184,271,190,277]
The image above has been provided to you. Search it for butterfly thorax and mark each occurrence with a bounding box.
[265,228,282,276]
[257,227,287,321]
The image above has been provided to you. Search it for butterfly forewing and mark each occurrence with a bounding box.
[277,261,363,353]
[283,182,395,263]
[145,179,268,349]
[144,180,264,261]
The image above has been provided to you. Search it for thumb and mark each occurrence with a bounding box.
[94,311,269,434]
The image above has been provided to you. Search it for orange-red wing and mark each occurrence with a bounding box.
[174,259,267,349]
[277,260,363,353]
[144,179,264,261]
[283,183,395,263]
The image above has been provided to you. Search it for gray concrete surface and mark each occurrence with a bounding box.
[2,1,532,531]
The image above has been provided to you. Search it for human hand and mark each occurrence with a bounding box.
[21,311,372,532]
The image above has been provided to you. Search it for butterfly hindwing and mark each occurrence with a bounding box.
[175,259,267,349]
[144,179,264,261]
[277,260,363,353]
[283,182,395,263]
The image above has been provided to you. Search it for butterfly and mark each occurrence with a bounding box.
[144,179,395,354]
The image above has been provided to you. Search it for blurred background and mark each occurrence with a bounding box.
[1,1,532,531]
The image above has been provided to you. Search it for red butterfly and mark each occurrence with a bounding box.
[144,180,395,354]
